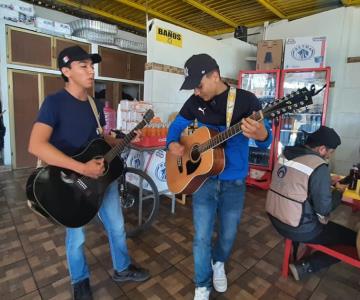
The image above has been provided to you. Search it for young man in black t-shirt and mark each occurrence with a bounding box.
[28,46,149,300]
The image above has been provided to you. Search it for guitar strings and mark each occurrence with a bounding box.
[195,88,312,156]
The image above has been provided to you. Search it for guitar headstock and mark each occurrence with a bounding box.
[131,109,155,132]
[263,85,316,120]
[143,109,155,124]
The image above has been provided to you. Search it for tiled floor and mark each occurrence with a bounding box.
[1,169,360,300]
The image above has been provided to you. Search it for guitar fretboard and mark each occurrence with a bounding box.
[195,86,313,155]
[197,110,263,153]
[104,119,147,162]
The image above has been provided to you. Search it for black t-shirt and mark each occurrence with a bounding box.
[179,87,261,127]
[36,89,105,156]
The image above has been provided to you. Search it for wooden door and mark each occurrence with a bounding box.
[9,70,39,168]
[104,82,123,109]
[42,74,64,103]
[7,27,52,68]
[98,46,129,79]
[129,53,146,81]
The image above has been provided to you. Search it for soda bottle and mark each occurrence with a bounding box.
[103,101,116,135]
[348,166,359,190]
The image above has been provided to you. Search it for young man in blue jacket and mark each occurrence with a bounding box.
[167,54,272,300]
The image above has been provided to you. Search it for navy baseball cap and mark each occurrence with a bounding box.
[57,45,101,69]
[180,54,219,90]
[306,126,341,149]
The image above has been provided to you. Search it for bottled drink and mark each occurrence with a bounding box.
[142,127,149,137]
[103,101,116,135]
[160,123,167,137]
[149,123,156,137]
[348,166,359,190]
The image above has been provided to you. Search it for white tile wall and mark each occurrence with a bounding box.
[144,69,192,120]
[267,6,360,174]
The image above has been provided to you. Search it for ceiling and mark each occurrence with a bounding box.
[33,0,360,36]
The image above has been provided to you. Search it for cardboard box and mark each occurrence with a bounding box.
[0,7,19,22]
[35,17,55,32]
[256,40,283,70]
[284,36,327,69]
[54,21,72,35]
[13,1,34,17]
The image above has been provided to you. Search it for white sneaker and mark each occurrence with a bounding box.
[212,261,227,292]
[194,287,210,300]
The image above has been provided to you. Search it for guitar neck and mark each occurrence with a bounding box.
[104,119,147,162]
[198,110,264,153]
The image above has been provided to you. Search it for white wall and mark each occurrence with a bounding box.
[145,18,256,121]
[213,26,265,46]
[266,7,360,174]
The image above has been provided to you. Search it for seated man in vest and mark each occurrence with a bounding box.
[266,126,357,280]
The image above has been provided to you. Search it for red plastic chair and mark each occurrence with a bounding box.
[282,238,360,278]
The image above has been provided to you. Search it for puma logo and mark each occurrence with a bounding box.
[198,107,206,115]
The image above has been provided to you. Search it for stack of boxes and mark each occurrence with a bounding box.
[35,17,72,36]
[117,100,167,147]
[0,0,72,35]
[256,36,327,70]
[118,100,153,134]
[0,0,35,25]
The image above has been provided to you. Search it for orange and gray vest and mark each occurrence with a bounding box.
[266,154,326,227]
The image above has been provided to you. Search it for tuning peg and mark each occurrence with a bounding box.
[293,104,298,108]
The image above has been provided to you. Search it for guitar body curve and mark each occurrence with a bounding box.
[166,126,225,195]
[26,138,123,228]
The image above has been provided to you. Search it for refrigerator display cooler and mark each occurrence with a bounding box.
[276,67,331,157]
[238,70,280,190]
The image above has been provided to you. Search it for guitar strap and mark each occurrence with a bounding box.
[226,86,237,128]
[88,95,104,136]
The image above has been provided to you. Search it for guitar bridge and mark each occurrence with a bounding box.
[177,157,183,173]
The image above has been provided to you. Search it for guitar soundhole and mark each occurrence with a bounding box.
[190,145,201,162]
[186,159,201,175]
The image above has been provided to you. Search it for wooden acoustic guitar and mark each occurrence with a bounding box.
[166,85,320,195]
[26,109,154,228]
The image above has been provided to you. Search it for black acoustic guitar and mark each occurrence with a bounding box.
[26,109,154,228]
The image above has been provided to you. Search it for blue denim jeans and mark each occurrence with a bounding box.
[192,178,246,288]
[65,181,131,284]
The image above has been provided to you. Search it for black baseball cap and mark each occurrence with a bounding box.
[305,125,341,149]
[57,45,101,69]
[180,54,219,90]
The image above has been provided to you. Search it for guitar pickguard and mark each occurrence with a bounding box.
[186,158,201,175]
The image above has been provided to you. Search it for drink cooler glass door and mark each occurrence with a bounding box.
[239,71,280,170]
[278,67,331,156]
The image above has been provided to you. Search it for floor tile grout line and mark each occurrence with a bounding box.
[4,177,44,299]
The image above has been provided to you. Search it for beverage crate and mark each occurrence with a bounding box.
[132,136,166,148]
